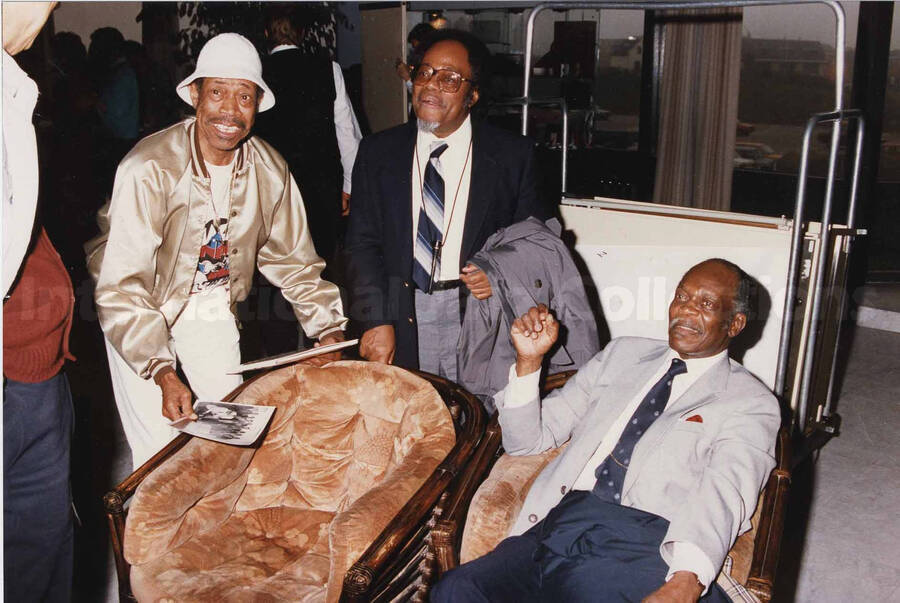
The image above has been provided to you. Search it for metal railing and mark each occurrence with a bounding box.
[778,110,864,431]
[520,1,863,432]
[492,96,570,190]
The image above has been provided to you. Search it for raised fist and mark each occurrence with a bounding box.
[510,304,558,375]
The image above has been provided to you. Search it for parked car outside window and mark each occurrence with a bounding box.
[735,141,782,171]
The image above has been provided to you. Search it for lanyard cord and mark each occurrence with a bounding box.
[207,167,236,238]
[414,135,473,248]
[194,121,237,239]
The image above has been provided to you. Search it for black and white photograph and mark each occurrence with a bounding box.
[173,401,276,446]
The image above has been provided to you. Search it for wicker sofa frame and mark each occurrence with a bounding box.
[103,368,487,603]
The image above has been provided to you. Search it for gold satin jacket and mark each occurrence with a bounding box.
[86,118,347,379]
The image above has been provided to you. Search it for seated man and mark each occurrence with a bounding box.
[433,258,780,602]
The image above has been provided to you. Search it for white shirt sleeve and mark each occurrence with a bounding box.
[2,54,40,298]
[332,62,362,195]
[2,135,17,297]
[496,363,542,410]
[665,541,717,597]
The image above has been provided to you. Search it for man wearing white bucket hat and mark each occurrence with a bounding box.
[86,33,347,468]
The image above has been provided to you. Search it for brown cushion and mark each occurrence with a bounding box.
[460,446,565,564]
[131,507,335,602]
[126,361,455,602]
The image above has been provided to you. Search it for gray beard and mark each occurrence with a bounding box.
[417,119,440,134]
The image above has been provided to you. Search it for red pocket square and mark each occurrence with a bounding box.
[685,414,704,423]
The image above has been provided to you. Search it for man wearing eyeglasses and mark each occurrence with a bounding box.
[345,29,548,380]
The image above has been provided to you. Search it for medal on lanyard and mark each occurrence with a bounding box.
[428,240,443,294]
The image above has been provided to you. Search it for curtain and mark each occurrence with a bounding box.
[653,8,743,210]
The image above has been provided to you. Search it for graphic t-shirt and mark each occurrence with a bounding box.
[190,158,235,294]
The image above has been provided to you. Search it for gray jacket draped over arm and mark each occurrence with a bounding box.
[457,217,600,409]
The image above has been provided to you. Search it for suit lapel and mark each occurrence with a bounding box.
[622,355,731,497]
[577,345,669,457]
[460,121,496,267]
[665,355,730,417]
[394,123,417,278]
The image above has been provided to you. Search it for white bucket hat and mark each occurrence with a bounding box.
[176,33,275,112]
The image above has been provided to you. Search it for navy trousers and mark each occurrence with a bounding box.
[3,373,74,602]
[432,491,728,603]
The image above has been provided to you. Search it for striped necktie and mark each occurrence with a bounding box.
[592,357,687,503]
[412,142,449,292]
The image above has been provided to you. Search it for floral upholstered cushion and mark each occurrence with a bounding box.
[130,507,335,601]
[126,361,455,602]
[459,447,563,564]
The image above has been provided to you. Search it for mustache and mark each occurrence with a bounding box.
[209,117,247,129]
[417,93,444,107]
[669,317,701,333]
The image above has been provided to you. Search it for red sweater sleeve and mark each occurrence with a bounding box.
[3,228,75,382]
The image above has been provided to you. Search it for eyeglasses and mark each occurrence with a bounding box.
[412,64,473,94]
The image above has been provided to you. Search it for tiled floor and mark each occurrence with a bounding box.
[854,284,900,333]
[855,284,900,314]
[775,325,900,602]
[79,325,900,603]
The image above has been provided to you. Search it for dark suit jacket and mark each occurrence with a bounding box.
[344,120,548,369]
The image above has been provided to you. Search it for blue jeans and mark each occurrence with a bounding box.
[4,373,74,602]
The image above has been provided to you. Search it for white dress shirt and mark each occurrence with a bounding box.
[3,50,40,297]
[410,115,473,281]
[270,45,362,194]
[500,347,729,591]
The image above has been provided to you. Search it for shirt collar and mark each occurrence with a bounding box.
[416,114,472,153]
[3,51,38,112]
[665,347,728,379]
[270,44,298,55]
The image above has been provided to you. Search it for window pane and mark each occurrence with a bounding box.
[731,3,861,219]
[525,8,604,148]
[874,4,900,276]
[878,7,900,184]
[593,9,644,151]
[736,2,856,178]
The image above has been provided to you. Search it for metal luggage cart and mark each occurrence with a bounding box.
[518,1,866,455]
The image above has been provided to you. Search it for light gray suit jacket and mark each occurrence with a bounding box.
[496,336,780,575]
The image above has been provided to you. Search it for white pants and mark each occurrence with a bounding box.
[105,286,243,469]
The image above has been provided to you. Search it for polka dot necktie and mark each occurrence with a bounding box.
[412,142,448,292]
[592,358,687,504]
